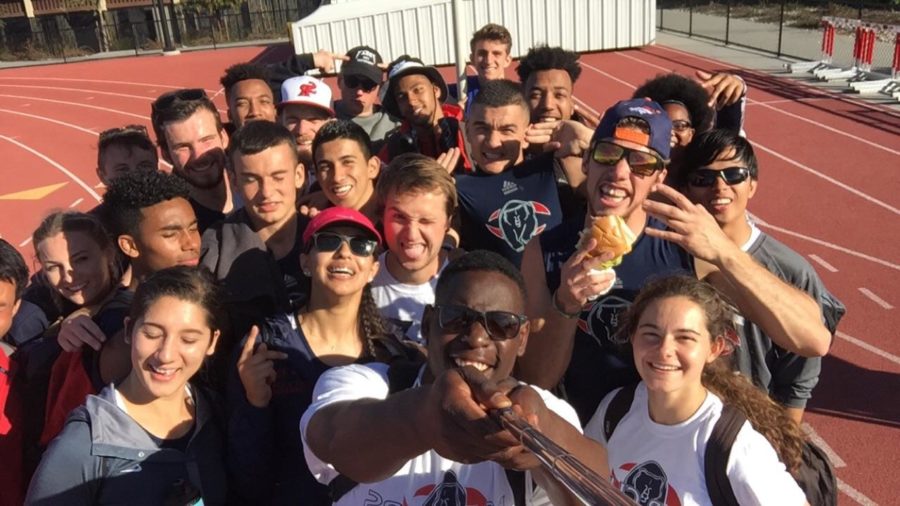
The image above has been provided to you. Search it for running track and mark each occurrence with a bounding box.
[0,43,897,504]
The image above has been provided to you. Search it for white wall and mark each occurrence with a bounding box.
[289,0,656,64]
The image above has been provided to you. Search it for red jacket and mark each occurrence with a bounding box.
[379,103,473,173]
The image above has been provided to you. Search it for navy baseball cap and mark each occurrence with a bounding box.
[593,98,672,160]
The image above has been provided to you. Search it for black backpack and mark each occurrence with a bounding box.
[603,384,837,506]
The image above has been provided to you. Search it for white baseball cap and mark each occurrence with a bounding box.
[279,75,334,116]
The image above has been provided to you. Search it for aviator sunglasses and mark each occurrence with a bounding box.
[688,167,751,187]
[432,304,528,341]
[590,141,664,177]
[311,232,378,257]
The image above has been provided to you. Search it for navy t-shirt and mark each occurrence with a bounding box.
[455,153,563,267]
[541,216,694,423]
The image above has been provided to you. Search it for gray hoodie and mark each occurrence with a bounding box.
[25,384,227,505]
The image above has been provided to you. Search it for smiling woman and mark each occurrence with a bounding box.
[25,267,229,505]
[227,206,423,505]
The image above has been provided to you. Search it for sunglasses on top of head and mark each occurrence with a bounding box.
[344,76,378,92]
[432,304,527,341]
[310,232,378,257]
[589,141,664,177]
[688,167,751,187]
[152,88,209,113]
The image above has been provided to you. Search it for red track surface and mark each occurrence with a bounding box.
[0,43,897,504]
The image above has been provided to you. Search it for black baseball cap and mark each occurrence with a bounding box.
[341,46,383,84]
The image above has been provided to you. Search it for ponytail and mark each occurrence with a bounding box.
[702,358,805,473]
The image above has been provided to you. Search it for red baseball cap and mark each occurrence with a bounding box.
[302,207,382,249]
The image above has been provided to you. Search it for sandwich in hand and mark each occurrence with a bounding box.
[576,215,636,270]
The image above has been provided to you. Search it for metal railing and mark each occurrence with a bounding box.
[657,1,899,64]
[0,2,319,63]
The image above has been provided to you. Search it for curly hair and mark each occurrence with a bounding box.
[633,73,714,133]
[102,169,192,238]
[618,275,805,473]
[516,45,582,84]
[220,62,271,101]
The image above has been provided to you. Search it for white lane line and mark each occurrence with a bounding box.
[801,423,846,467]
[0,76,219,94]
[0,108,99,136]
[748,213,900,272]
[746,97,832,106]
[752,143,900,217]
[649,44,900,117]
[858,288,894,310]
[18,237,31,247]
[0,135,101,201]
[0,84,227,114]
[577,64,900,216]
[836,330,900,365]
[580,61,638,90]
[0,84,154,101]
[614,50,674,72]
[573,96,601,118]
[210,86,226,100]
[751,99,900,156]
[69,197,84,208]
[838,478,880,506]
[0,94,148,120]
[809,254,838,273]
[613,47,900,155]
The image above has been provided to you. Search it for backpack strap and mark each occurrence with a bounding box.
[603,383,638,442]
[505,469,527,506]
[704,404,745,506]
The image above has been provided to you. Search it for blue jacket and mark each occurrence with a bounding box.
[26,384,227,505]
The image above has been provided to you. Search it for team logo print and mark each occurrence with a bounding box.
[299,82,317,96]
[356,49,377,65]
[486,199,551,252]
[612,462,681,506]
[577,295,631,348]
[627,105,660,116]
[409,470,491,506]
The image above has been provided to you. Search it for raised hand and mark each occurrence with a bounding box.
[237,326,288,408]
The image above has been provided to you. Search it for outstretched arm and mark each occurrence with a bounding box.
[643,184,831,357]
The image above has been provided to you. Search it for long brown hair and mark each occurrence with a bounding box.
[618,275,804,472]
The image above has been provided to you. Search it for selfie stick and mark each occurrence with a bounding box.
[492,408,636,506]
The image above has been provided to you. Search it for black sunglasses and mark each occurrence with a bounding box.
[688,167,751,187]
[152,88,208,113]
[589,141,664,177]
[344,76,378,92]
[432,304,527,341]
[311,232,377,257]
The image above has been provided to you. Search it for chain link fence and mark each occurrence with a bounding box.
[0,1,319,63]
[657,1,900,74]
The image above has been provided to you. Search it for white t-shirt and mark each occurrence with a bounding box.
[584,383,806,506]
[371,252,447,343]
[300,363,582,506]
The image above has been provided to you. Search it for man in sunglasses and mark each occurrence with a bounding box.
[518,98,692,422]
[151,88,234,233]
[658,129,843,423]
[301,250,595,505]
[334,46,400,154]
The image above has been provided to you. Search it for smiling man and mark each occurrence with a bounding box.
[455,79,583,268]
[673,129,843,423]
[151,89,234,233]
[201,121,310,367]
[300,250,595,505]
[447,23,514,116]
[379,56,472,172]
[220,62,277,131]
[312,120,381,222]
